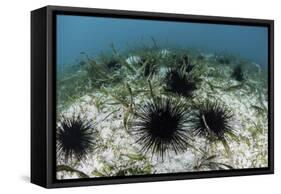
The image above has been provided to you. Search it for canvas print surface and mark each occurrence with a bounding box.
[56,14,269,180]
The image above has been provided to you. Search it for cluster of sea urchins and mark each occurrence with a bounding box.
[132,98,235,159]
[132,98,191,159]
[57,52,236,163]
[57,113,96,163]
[165,68,197,97]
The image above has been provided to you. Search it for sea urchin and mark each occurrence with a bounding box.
[57,113,96,163]
[165,68,197,97]
[231,65,244,82]
[132,98,191,159]
[191,101,234,141]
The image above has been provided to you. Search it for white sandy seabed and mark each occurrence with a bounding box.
[57,52,268,179]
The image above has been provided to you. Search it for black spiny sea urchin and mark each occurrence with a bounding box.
[132,98,191,159]
[57,113,96,162]
[191,101,234,141]
[165,68,197,97]
[231,65,244,82]
[106,58,121,69]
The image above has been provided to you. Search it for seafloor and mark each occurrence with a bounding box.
[56,46,268,179]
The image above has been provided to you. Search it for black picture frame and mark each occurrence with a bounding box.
[31,5,274,188]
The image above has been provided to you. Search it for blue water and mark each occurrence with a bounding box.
[57,15,268,68]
